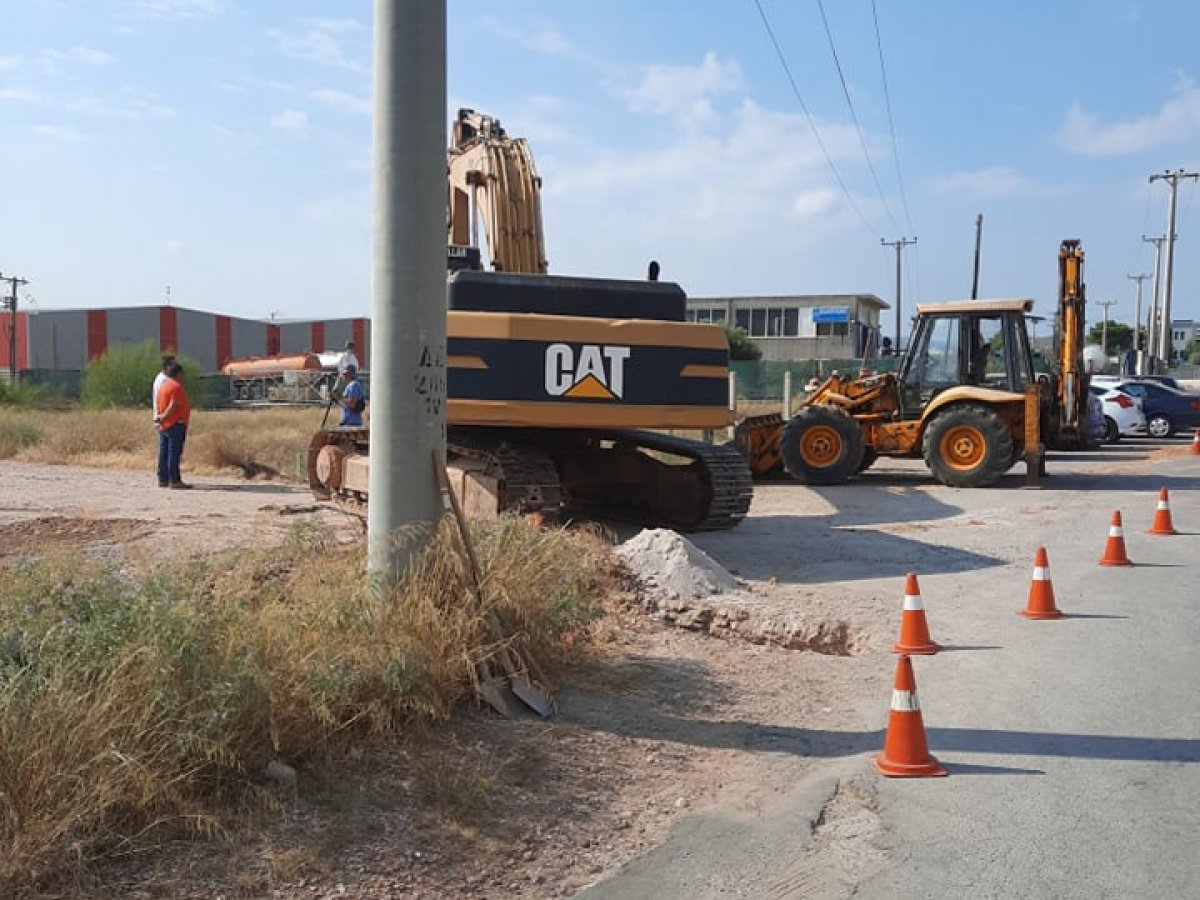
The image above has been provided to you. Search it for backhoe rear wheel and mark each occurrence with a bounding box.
[923,404,1014,488]
[780,405,865,485]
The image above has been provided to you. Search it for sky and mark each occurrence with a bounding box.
[2,1,1200,334]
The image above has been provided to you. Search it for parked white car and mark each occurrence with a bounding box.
[1089,384,1146,443]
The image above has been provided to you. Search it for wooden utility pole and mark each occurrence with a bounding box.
[971,214,983,299]
[881,236,916,350]
[0,273,28,381]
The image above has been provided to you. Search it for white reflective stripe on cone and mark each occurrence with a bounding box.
[1157,501,1169,510]
[891,690,920,712]
[1032,566,1050,581]
[902,594,924,611]
[1110,526,1124,537]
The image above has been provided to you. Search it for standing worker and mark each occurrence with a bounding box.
[337,340,360,376]
[154,362,192,489]
[336,364,366,428]
[151,355,176,488]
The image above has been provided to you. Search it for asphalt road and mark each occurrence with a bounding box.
[580,441,1200,899]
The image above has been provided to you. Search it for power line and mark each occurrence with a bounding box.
[870,0,915,234]
[751,0,881,239]
[814,0,900,233]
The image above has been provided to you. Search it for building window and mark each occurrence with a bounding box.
[783,308,799,336]
[816,322,849,337]
[749,308,766,337]
[711,308,726,324]
[735,309,751,332]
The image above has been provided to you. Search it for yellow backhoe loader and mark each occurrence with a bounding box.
[735,298,1045,487]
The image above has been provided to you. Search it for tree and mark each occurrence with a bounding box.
[1085,321,1133,354]
[1185,339,1200,365]
[724,325,761,361]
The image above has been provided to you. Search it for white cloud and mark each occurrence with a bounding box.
[488,20,577,59]
[165,238,184,254]
[0,87,43,104]
[619,51,744,127]
[309,87,371,115]
[30,123,84,142]
[926,166,1040,200]
[270,109,308,131]
[66,89,175,120]
[135,0,227,21]
[267,19,367,74]
[1057,77,1200,156]
[42,46,115,66]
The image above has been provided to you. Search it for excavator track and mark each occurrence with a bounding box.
[447,428,562,515]
[549,429,753,531]
[307,428,751,531]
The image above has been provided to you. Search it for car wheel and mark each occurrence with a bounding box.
[1104,417,1120,444]
[1147,414,1174,439]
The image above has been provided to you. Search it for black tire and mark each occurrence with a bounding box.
[1147,413,1174,439]
[780,405,864,485]
[1104,416,1121,444]
[857,448,879,473]
[923,404,1014,488]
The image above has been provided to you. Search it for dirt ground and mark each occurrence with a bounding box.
[0,440,1186,898]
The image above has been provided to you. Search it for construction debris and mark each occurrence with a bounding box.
[615,528,741,599]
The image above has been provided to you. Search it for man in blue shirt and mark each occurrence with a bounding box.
[338,365,366,427]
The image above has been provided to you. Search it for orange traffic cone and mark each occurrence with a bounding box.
[875,655,947,778]
[1098,510,1134,567]
[1190,429,1200,456]
[1147,487,1178,536]
[1020,546,1062,619]
[892,572,939,654]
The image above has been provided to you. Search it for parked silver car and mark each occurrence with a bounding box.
[1089,384,1146,443]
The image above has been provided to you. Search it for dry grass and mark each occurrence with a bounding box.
[0,516,614,897]
[0,407,323,479]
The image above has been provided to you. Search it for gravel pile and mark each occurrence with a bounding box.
[615,528,741,599]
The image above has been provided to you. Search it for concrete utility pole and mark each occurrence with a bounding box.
[1127,272,1150,374]
[1150,169,1200,368]
[0,273,28,381]
[1142,234,1166,366]
[1097,298,1117,356]
[881,236,916,350]
[367,0,447,576]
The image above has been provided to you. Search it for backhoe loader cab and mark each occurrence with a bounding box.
[736,299,1042,489]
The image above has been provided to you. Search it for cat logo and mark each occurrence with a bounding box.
[544,343,631,400]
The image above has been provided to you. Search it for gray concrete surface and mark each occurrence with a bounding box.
[580,440,1200,899]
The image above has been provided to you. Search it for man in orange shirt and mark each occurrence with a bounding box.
[154,362,192,489]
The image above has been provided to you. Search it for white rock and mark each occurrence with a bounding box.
[615,528,740,599]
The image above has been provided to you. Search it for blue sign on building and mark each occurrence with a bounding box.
[812,307,850,324]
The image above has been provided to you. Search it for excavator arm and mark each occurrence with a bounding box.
[448,108,548,274]
[1050,239,1090,445]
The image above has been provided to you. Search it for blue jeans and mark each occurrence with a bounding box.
[157,423,187,484]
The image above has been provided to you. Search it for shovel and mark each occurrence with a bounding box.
[433,452,555,718]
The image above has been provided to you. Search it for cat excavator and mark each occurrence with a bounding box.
[307,109,753,530]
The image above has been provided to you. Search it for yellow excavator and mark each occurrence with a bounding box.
[307,109,753,530]
[735,298,1045,487]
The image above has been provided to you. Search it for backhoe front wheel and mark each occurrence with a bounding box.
[923,404,1014,488]
[780,405,865,485]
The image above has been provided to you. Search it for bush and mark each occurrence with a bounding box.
[0,516,613,894]
[0,379,44,409]
[82,341,207,410]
